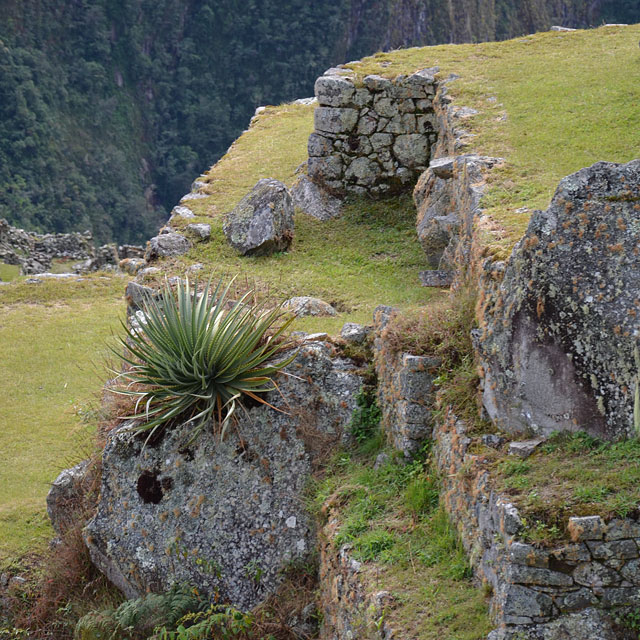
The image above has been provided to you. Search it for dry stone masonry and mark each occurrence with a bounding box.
[372,306,438,457]
[307,67,439,197]
[435,412,640,640]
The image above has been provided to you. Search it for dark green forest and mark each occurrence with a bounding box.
[0,0,637,243]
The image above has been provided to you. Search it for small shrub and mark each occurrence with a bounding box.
[112,277,296,442]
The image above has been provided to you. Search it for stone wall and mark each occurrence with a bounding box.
[372,305,438,457]
[318,515,392,640]
[435,411,640,639]
[307,67,439,197]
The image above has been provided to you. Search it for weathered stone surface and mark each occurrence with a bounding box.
[307,67,442,198]
[568,516,606,542]
[119,257,146,275]
[283,296,337,317]
[373,310,438,456]
[223,178,294,256]
[419,269,454,287]
[307,155,343,183]
[185,223,211,241]
[392,134,429,168]
[145,233,192,261]
[307,133,334,158]
[84,342,362,608]
[479,160,640,440]
[169,205,194,220]
[314,75,355,107]
[47,460,91,535]
[414,154,502,269]
[508,439,544,459]
[291,175,343,221]
[125,281,156,312]
[340,323,370,344]
[314,107,358,134]
[344,157,378,186]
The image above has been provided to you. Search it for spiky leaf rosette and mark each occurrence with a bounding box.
[113,277,296,442]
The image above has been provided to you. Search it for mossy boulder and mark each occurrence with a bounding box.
[223,178,294,256]
[479,159,640,441]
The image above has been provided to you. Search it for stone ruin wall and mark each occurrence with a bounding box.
[435,412,640,640]
[307,66,439,197]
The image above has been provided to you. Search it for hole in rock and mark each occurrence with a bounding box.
[137,470,164,504]
[235,438,257,463]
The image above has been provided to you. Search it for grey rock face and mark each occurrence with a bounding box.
[223,179,294,256]
[314,75,355,107]
[291,175,343,221]
[283,296,337,317]
[145,233,192,261]
[418,269,455,287]
[84,342,362,609]
[414,154,503,269]
[185,223,211,241]
[479,160,640,440]
[340,323,370,344]
[46,460,91,535]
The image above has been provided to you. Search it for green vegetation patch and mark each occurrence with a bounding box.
[0,263,20,282]
[479,431,640,544]
[0,275,125,561]
[314,440,492,639]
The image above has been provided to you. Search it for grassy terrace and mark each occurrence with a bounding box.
[1,22,639,636]
[0,277,125,561]
[175,23,639,272]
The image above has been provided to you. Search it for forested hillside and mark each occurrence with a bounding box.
[0,0,637,243]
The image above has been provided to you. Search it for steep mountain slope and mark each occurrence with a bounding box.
[0,0,638,244]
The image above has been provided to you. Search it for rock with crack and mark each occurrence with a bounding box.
[223,178,294,255]
[479,160,640,441]
[83,342,362,609]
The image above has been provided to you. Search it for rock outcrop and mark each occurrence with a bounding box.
[84,341,362,609]
[479,160,640,441]
[223,179,294,256]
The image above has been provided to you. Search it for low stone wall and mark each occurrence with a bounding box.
[318,516,391,640]
[307,67,439,197]
[372,305,437,458]
[434,411,640,639]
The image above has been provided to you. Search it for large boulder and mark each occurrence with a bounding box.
[223,179,294,256]
[479,160,640,441]
[84,342,362,609]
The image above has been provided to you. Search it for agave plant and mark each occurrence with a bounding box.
[113,277,296,442]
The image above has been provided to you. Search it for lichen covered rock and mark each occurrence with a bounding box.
[84,342,361,609]
[223,179,294,255]
[145,233,192,261]
[479,160,640,440]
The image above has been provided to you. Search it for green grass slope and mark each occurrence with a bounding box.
[0,277,124,561]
